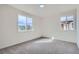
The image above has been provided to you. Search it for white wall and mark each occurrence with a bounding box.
[77,8,79,47]
[0,5,42,49]
[42,11,76,43]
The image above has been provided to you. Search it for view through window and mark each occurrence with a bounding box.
[60,16,74,31]
[18,15,32,32]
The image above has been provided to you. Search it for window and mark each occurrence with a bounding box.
[18,15,32,32]
[18,15,26,31]
[27,17,32,30]
[60,16,74,31]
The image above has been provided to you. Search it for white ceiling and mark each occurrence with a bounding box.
[9,4,79,18]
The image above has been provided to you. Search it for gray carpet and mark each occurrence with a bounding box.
[0,38,79,54]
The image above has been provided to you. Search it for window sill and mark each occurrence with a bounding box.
[18,29,34,32]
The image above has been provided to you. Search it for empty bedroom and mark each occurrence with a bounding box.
[0,4,79,54]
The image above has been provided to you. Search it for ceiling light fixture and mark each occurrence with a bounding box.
[40,4,45,8]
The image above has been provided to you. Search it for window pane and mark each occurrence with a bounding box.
[67,16,74,21]
[27,17,32,30]
[18,15,26,31]
[60,16,66,21]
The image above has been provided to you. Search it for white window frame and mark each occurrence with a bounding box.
[60,16,74,31]
[18,15,33,32]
